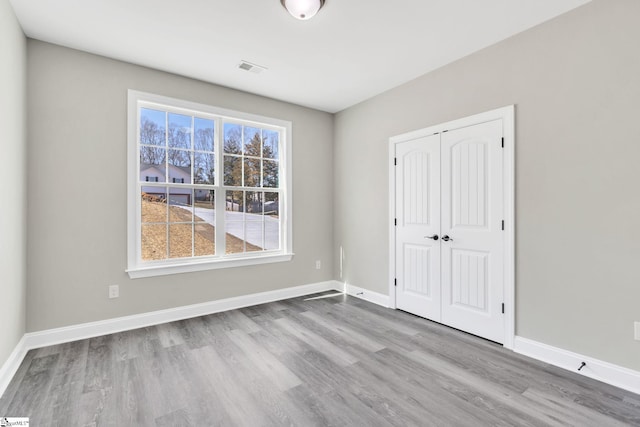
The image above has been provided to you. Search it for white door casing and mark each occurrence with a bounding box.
[388,106,515,347]
[395,134,441,320]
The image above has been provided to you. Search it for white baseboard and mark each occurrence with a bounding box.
[343,283,390,307]
[0,280,338,398]
[514,336,640,395]
[0,336,27,401]
[24,281,339,350]
[5,285,638,399]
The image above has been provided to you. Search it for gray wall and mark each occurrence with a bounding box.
[334,0,640,371]
[0,0,27,368]
[27,40,334,332]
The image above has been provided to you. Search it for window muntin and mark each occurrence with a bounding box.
[128,91,291,277]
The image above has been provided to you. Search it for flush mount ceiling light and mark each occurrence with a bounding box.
[280,0,325,20]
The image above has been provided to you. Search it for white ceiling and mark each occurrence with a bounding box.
[10,0,590,113]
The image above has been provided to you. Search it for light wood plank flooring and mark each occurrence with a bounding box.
[1,292,639,426]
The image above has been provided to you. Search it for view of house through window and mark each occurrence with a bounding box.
[139,108,218,260]
[130,92,290,273]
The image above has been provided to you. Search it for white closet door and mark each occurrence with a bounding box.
[395,135,441,320]
[440,119,504,343]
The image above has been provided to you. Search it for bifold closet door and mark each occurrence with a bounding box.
[395,134,441,321]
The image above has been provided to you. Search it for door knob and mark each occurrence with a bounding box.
[424,235,439,241]
[442,235,453,242]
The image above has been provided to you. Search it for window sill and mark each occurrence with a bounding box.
[127,253,294,279]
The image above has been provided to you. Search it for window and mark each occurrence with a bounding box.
[127,91,292,278]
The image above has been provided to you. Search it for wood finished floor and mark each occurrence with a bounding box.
[1,292,639,426]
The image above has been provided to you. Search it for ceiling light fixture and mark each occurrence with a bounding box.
[280,0,325,20]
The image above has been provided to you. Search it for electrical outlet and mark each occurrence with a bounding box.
[108,285,119,299]
[635,322,640,341]
[315,260,321,270]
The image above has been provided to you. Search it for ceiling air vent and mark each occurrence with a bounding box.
[238,60,267,74]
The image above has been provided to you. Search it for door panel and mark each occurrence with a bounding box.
[451,249,489,312]
[441,120,504,343]
[403,244,433,297]
[395,135,441,320]
[451,140,487,228]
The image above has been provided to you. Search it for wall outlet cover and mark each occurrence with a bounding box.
[109,285,119,299]
[635,322,640,341]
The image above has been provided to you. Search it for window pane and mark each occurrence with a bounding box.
[193,188,215,257]
[263,130,279,159]
[141,188,167,223]
[263,160,279,188]
[194,118,214,152]
[245,221,263,252]
[224,123,242,154]
[168,188,193,221]
[169,223,193,258]
[140,147,166,182]
[168,186,193,260]
[142,224,167,260]
[264,192,280,250]
[264,191,279,214]
[245,191,263,214]
[168,113,192,149]
[246,192,264,252]
[140,108,166,146]
[224,156,242,186]
[194,189,215,223]
[194,222,215,257]
[225,221,244,255]
[265,220,280,251]
[194,152,215,185]
[244,158,260,188]
[243,127,261,156]
[225,190,244,254]
[168,149,191,184]
[225,190,244,214]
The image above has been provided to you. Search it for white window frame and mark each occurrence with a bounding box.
[127,90,293,278]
